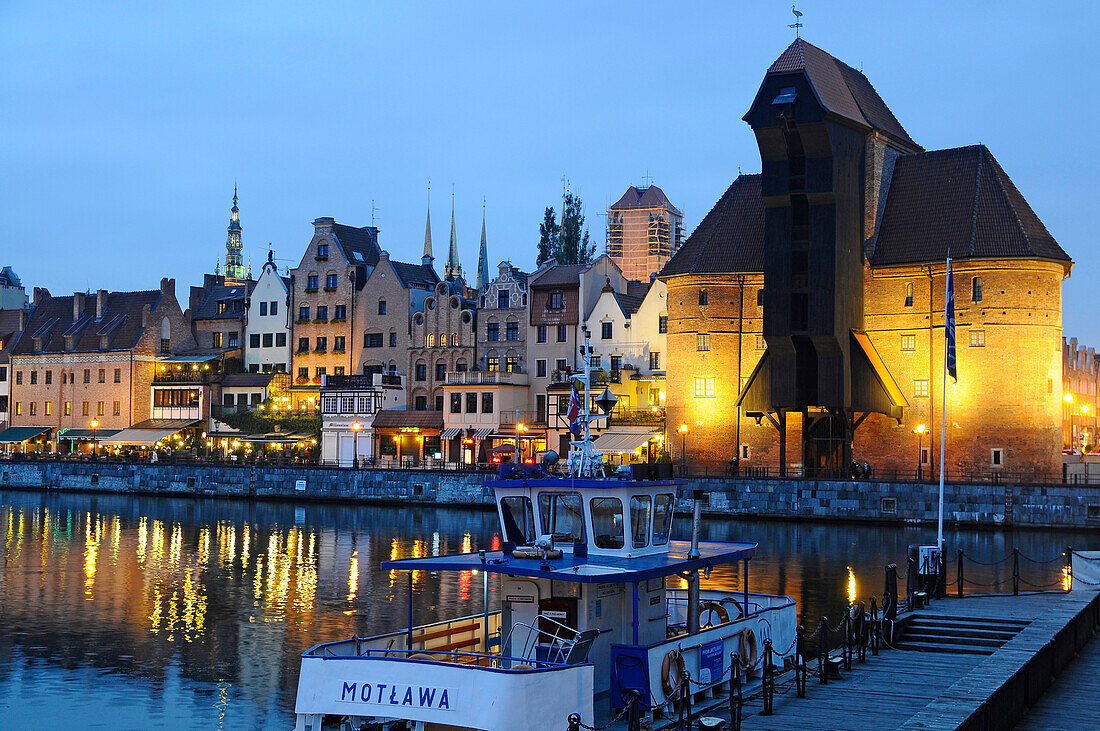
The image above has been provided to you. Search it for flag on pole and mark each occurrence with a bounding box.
[567,384,582,436]
[945,257,957,382]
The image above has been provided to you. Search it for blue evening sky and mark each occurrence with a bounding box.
[2,2,1094,340]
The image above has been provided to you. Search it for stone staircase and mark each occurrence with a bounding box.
[895,614,1030,655]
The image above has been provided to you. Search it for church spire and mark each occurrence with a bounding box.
[444,189,463,281]
[422,182,434,267]
[224,184,246,282]
[476,199,490,290]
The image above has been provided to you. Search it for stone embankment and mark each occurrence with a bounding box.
[2,461,1099,528]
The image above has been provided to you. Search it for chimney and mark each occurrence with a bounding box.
[161,277,175,297]
[96,289,108,320]
[33,287,50,307]
[73,292,85,322]
[313,217,335,234]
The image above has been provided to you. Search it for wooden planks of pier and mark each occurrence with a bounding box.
[735,589,1100,731]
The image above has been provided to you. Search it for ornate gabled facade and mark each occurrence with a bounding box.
[408,279,476,412]
[660,39,1070,480]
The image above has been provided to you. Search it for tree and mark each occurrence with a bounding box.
[556,189,595,265]
[537,207,559,266]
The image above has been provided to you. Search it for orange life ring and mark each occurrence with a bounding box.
[660,648,685,701]
[699,601,730,628]
[739,628,759,669]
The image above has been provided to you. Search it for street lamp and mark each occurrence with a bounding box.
[913,423,927,480]
[351,421,362,469]
[678,424,689,474]
[516,422,526,464]
[90,415,100,457]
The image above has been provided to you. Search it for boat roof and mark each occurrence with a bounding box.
[485,477,684,490]
[382,539,757,584]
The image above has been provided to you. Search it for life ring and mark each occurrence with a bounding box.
[698,601,730,628]
[511,547,564,560]
[739,628,759,669]
[408,653,435,661]
[660,648,686,701]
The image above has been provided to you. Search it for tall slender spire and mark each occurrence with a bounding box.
[476,198,490,290]
[444,189,463,280]
[422,181,434,266]
[224,183,246,282]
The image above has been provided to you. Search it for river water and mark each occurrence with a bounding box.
[0,489,1086,730]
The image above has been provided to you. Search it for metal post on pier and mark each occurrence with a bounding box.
[869,597,880,656]
[567,713,581,731]
[795,625,806,697]
[957,549,965,598]
[818,616,828,685]
[730,651,743,731]
[762,639,774,715]
[1013,548,1020,596]
[406,572,414,652]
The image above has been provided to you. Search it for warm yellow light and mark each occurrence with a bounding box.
[1083,405,1091,415]
[1065,393,1075,403]
[518,423,526,432]
[679,424,689,433]
[351,421,362,433]
[914,423,927,435]
[90,419,99,429]
[847,566,857,605]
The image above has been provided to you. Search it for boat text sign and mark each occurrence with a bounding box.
[339,680,455,711]
[698,640,723,684]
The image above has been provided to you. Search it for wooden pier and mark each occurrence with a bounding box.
[726,589,1100,731]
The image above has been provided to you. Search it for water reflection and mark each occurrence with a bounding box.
[0,489,1089,729]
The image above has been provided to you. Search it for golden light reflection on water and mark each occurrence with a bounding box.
[847,566,857,605]
[347,549,359,605]
[83,513,98,600]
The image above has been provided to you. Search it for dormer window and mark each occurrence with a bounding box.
[549,291,564,310]
[216,301,227,314]
[35,337,44,352]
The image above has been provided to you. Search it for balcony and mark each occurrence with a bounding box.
[609,408,666,426]
[445,370,528,386]
[153,363,221,384]
[499,409,547,428]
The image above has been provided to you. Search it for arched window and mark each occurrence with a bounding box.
[439,332,446,347]
[426,333,435,348]
[450,332,458,347]
[905,283,914,307]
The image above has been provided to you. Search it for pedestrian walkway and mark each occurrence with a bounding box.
[1015,619,1100,729]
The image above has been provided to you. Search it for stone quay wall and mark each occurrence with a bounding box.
[1,461,1099,528]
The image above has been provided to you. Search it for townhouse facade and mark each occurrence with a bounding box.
[244,251,291,374]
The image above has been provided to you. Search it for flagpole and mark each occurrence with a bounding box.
[938,257,950,549]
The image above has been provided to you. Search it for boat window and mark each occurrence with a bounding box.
[630,495,652,548]
[652,493,675,546]
[500,496,536,545]
[539,492,585,543]
[590,498,624,549]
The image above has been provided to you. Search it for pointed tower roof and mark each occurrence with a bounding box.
[444,192,463,280]
[423,183,434,265]
[476,202,490,290]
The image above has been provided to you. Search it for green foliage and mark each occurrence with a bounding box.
[538,207,559,266]
[220,403,320,437]
[538,184,594,266]
[656,446,672,463]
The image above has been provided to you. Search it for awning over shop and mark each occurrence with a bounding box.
[440,427,462,439]
[57,428,121,441]
[0,426,51,443]
[239,432,312,444]
[473,427,493,440]
[371,410,444,431]
[107,419,200,446]
[157,353,221,363]
[593,429,662,454]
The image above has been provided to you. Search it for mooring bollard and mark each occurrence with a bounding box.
[567,712,581,731]
[730,651,743,731]
[1013,547,1020,596]
[626,689,641,731]
[957,548,965,599]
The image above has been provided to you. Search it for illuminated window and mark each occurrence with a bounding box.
[44,402,51,416]
[756,335,766,350]
[969,330,985,347]
[905,283,914,307]
[697,333,711,351]
[914,379,929,398]
[96,401,104,416]
[650,351,661,370]
[82,401,89,416]
[113,401,121,416]
[450,333,458,347]
[901,334,916,351]
[64,401,71,416]
[695,377,716,397]
[426,333,435,348]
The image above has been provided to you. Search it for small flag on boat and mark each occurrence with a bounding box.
[567,384,582,436]
[946,257,957,382]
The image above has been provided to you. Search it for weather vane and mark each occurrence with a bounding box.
[789,5,804,37]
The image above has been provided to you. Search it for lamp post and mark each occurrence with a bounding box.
[90,419,99,459]
[351,421,362,469]
[913,423,927,480]
[678,423,689,474]
[516,422,526,464]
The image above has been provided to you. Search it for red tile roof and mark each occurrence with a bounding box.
[659,175,765,276]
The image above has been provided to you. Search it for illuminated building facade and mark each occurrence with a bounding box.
[1062,337,1099,452]
[661,39,1070,480]
[607,186,684,282]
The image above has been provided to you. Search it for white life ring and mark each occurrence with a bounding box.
[739,627,759,669]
